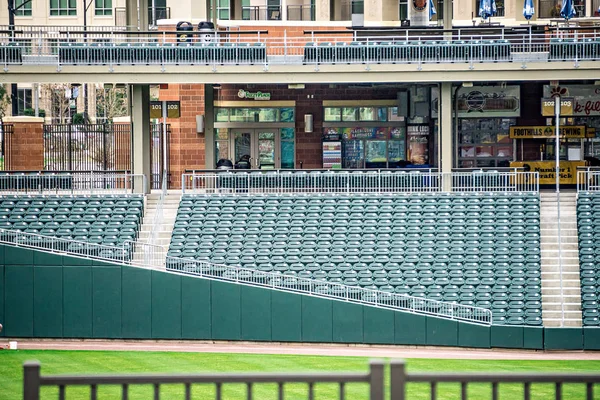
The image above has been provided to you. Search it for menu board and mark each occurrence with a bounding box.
[323,142,342,169]
[407,125,429,165]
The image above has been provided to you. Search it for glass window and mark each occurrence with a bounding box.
[258,108,278,122]
[230,108,256,122]
[359,107,376,121]
[95,0,112,16]
[50,0,77,16]
[280,108,294,122]
[15,0,32,16]
[388,107,404,122]
[215,108,229,122]
[366,140,387,165]
[281,127,295,140]
[17,88,32,115]
[399,0,408,20]
[388,140,405,163]
[324,107,341,121]
[342,107,357,121]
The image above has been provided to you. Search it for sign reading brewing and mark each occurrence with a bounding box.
[509,125,586,139]
[541,97,574,116]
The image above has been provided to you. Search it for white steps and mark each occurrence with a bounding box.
[539,191,582,327]
[132,192,180,268]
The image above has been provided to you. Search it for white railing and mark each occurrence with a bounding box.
[127,241,167,267]
[577,168,600,192]
[148,171,168,246]
[2,28,600,66]
[0,172,147,195]
[0,227,492,326]
[0,228,131,263]
[451,171,539,192]
[165,256,493,325]
[181,170,539,194]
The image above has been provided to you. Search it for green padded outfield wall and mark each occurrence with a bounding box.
[0,245,590,350]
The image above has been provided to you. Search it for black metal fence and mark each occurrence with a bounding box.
[0,124,14,171]
[43,124,131,172]
[151,123,170,189]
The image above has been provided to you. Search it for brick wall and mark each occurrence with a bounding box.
[159,84,205,188]
[3,117,44,171]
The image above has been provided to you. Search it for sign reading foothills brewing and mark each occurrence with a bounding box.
[150,101,180,118]
[238,89,271,101]
[509,125,587,139]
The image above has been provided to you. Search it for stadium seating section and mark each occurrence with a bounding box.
[0,195,144,261]
[168,192,543,326]
[577,192,600,326]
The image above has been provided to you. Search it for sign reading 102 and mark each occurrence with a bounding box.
[150,101,181,119]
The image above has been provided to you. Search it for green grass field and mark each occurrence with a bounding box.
[1,350,600,400]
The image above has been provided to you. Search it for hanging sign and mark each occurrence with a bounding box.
[541,97,574,117]
[509,125,586,139]
[150,101,180,118]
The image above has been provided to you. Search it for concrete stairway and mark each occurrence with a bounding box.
[539,191,582,327]
[133,192,180,268]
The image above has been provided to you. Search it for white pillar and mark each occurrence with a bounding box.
[440,82,453,191]
[131,85,151,194]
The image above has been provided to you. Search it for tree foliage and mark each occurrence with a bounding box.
[0,84,11,122]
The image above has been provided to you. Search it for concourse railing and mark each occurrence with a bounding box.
[0,171,147,195]
[2,26,600,67]
[182,170,539,194]
[0,227,493,326]
[577,168,600,192]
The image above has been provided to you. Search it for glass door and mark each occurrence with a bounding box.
[232,129,279,169]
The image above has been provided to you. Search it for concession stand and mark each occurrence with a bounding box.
[509,125,589,184]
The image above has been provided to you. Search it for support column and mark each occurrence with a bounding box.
[204,84,215,169]
[125,0,138,30]
[138,0,149,31]
[443,0,452,30]
[131,85,151,194]
[439,82,453,191]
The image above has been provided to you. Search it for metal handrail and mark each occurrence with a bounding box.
[181,170,539,194]
[1,29,600,66]
[0,227,492,325]
[0,172,147,195]
[165,256,493,325]
[577,169,600,192]
[149,170,168,246]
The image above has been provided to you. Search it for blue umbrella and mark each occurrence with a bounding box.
[560,0,576,19]
[479,0,497,20]
[523,0,535,20]
[429,0,437,20]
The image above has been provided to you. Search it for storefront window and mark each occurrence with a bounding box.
[281,128,295,169]
[258,108,278,122]
[388,107,404,122]
[230,108,256,122]
[324,107,341,121]
[216,108,229,122]
[458,118,515,168]
[342,107,357,121]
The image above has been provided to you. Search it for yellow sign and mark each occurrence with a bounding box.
[541,97,574,116]
[149,101,181,119]
[510,161,585,184]
[509,125,587,139]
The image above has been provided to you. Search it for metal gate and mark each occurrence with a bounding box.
[0,124,14,170]
[151,123,170,189]
[43,124,131,171]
